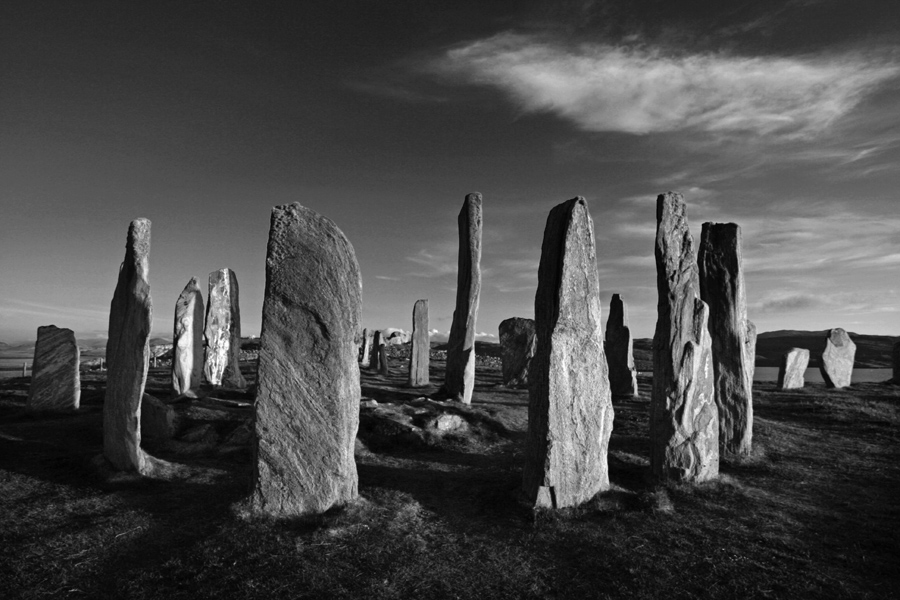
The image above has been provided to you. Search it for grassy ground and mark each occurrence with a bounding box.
[1,359,899,599]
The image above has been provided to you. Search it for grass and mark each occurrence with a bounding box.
[1,359,899,599]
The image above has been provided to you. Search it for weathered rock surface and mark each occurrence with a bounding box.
[141,393,177,442]
[172,277,204,397]
[820,328,856,388]
[605,295,638,398]
[442,193,482,404]
[251,203,361,517]
[746,320,757,382]
[103,218,153,473]
[523,197,614,509]
[26,325,80,412]
[778,348,810,389]
[698,222,753,456]
[408,300,430,387]
[203,268,246,389]
[499,317,536,387]
[894,340,900,384]
[651,193,718,483]
[359,328,373,368]
[374,330,390,376]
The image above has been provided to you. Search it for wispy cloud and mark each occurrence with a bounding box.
[374,275,401,281]
[430,33,900,138]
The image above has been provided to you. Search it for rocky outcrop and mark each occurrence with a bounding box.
[820,328,856,388]
[778,348,809,389]
[605,295,638,398]
[442,193,482,404]
[499,317,536,388]
[203,268,246,389]
[408,300,429,387]
[523,197,614,509]
[251,203,361,517]
[26,325,80,412]
[651,193,718,483]
[172,277,203,397]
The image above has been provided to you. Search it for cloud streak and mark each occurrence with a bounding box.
[431,33,899,138]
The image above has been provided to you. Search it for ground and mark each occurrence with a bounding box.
[1,354,899,599]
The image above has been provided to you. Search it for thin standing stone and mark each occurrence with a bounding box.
[204,268,247,389]
[408,300,430,387]
[26,325,80,412]
[374,330,390,376]
[605,295,638,398]
[778,348,810,389]
[499,317,536,387]
[172,277,204,397]
[251,203,361,517]
[523,197,614,509]
[820,328,856,388]
[442,193,482,404]
[359,328,372,368]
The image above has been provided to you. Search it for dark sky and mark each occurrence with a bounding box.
[2,0,899,343]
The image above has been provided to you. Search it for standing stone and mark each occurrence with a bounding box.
[893,340,900,384]
[203,268,246,389]
[698,222,753,457]
[651,193,718,482]
[499,317,536,387]
[26,325,80,412]
[251,203,361,517]
[359,328,373,368]
[778,348,810,389]
[408,300,430,387]
[746,320,757,382]
[523,197,614,509]
[605,295,638,398]
[103,218,153,473]
[374,330,390,376]
[442,193,482,404]
[820,328,856,388]
[172,278,204,397]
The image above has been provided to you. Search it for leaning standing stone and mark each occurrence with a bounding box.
[605,295,638,398]
[251,203,361,517]
[698,222,753,456]
[204,268,246,389]
[26,325,80,412]
[408,300,430,387]
[442,193,482,404]
[778,348,810,389]
[523,197,614,509]
[172,277,204,397]
[499,317,536,387]
[820,328,856,388]
[103,218,153,473]
[651,192,718,482]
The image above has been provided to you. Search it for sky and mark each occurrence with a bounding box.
[1,0,899,345]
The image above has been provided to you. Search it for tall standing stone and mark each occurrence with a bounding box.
[523,197,614,509]
[359,328,373,368]
[893,340,900,384]
[251,203,361,517]
[408,300,430,387]
[698,222,753,457]
[820,328,856,388]
[778,348,810,389]
[442,193,482,404]
[499,317,536,387]
[26,325,80,412]
[605,295,638,398]
[651,193,718,482]
[746,320,758,382]
[172,278,204,397]
[203,268,246,389]
[373,330,390,375]
[103,218,153,473]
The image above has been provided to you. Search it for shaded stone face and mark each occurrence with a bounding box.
[172,277,204,397]
[651,193,719,483]
[373,330,390,376]
[778,348,810,389]
[820,328,856,388]
[893,340,900,384]
[251,203,361,517]
[442,193,482,404]
[408,300,430,387]
[204,268,246,389]
[26,325,80,412]
[523,197,614,509]
[604,295,637,398]
[499,317,536,388]
[103,218,153,474]
[698,222,753,457]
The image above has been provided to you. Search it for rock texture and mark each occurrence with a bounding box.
[499,317,536,387]
[746,320,758,382]
[251,203,361,517]
[523,197,614,509]
[408,300,429,387]
[374,330,390,376]
[651,193,719,483]
[604,295,638,398]
[203,268,246,388]
[103,218,153,473]
[698,222,753,456]
[820,328,856,388]
[359,328,373,368]
[778,348,810,389]
[141,393,176,442]
[172,278,204,397]
[442,193,482,404]
[26,325,80,412]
